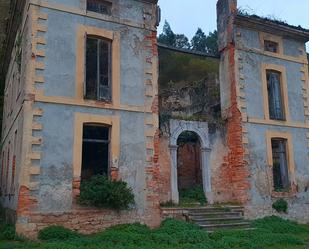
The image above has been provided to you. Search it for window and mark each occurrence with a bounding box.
[87,0,112,15]
[264,40,279,53]
[271,138,290,191]
[85,36,111,101]
[81,124,110,180]
[267,70,285,120]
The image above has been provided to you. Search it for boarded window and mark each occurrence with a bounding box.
[264,40,278,53]
[272,138,290,191]
[87,0,112,15]
[86,37,111,101]
[81,124,110,180]
[267,70,285,120]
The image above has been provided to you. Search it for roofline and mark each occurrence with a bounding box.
[235,14,309,42]
[158,43,220,59]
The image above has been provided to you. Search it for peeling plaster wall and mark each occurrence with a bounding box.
[33,1,157,213]
[236,26,309,222]
[1,0,160,237]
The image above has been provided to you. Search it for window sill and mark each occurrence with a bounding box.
[83,98,113,106]
[271,185,297,198]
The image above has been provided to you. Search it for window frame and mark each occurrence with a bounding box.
[81,123,111,179]
[76,25,120,107]
[86,0,112,16]
[73,113,120,189]
[266,131,296,196]
[271,138,290,191]
[260,32,283,55]
[85,36,112,102]
[264,40,279,54]
[266,69,285,121]
[262,64,290,122]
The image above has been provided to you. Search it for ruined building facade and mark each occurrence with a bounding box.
[0,0,309,237]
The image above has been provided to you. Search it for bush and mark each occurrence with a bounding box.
[79,175,135,210]
[0,224,16,240]
[179,185,207,205]
[38,226,80,241]
[272,198,288,213]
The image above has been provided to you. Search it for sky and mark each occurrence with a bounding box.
[157,0,309,51]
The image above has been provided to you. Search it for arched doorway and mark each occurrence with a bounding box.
[177,131,203,203]
[169,120,213,204]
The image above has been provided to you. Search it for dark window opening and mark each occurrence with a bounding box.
[272,138,290,191]
[86,36,111,101]
[81,124,110,181]
[87,0,112,15]
[264,40,279,53]
[267,70,285,120]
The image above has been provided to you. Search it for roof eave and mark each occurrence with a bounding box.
[235,15,309,43]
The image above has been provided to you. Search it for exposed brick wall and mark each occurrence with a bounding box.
[177,143,202,190]
[219,46,250,204]
[17,186,38,217]
[158,135,171,203]
[217,0,250,205]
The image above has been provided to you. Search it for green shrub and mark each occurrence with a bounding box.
[38,226,80,241]
[272,198,288,213]
[79,175,135,210]
[253,216,309,234]
[179,185,207,205]
[1,224,16,240]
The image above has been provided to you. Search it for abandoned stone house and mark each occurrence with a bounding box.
[0,0,308,237]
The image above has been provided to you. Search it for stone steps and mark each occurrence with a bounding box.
[185,205,252,232]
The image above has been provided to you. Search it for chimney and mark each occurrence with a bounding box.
[217,0,237,52]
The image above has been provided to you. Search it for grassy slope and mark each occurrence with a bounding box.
[0,216,309,249]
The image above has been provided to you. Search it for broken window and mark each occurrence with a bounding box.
[81,124,110,180]
[272,138,290,191]
[87,0,112,15]
[267,70,285,120]
[85,36,111,101]
[264,40,279,53]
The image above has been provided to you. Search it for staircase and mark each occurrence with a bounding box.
[185,206,253,232]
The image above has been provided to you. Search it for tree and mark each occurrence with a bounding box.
[174,34,190,49]
[158,20,190,49]
[205,30,219,56]
[158,21,176,47]
[191,28,207,52]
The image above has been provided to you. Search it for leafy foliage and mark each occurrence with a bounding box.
[272,198,288,213]
[0,224,16,240]
[1,216,309,248]
[158,21,190,49]
[179,185,207,205]
[79,175,135,210]
[252,216,309,234]
[158,21,219,56]
[38,226,80,241]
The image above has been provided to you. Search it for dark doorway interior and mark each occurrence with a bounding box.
[177,131,202,191]
[81,124,110,180]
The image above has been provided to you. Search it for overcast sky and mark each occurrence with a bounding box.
[158,0,309,51]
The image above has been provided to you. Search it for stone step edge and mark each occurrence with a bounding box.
[190,216,245,222]
[199,222,251,228]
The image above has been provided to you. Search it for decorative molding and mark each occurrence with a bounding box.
[247,117,308,129]
[28,0,157,32]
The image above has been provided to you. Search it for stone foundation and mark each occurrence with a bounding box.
[16,208,161,239]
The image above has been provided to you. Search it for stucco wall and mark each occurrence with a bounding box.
[236,26,309,222]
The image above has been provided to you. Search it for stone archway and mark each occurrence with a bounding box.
[169,120,213,204]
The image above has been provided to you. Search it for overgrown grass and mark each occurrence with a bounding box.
[0,216,308,249]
